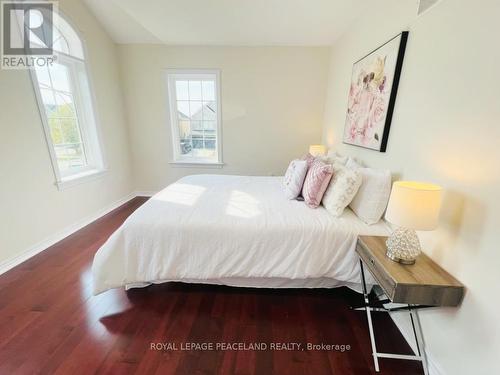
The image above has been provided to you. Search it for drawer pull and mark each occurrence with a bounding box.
[370,258,375,266]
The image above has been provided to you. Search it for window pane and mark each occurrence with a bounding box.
[189,101,203,118]
[53,92,77,117]
[188,81,202,101]
[191,121,202,131]
[49,119,87,172]
[54,142,86,172]
[203,121,216,130]
[175,80,189,100]
[53,14,85,59]
[35,66,51,88]
[192,137,204,149]
[52,28,70,55]
[202,101,216,121]
[204,139,216,150]
[178,117,192,156]
[48,62,72,93]
[202,80,215,101]
[59,118,83,144]
[178,120,191,139]
[179,138,192,155]
[177,101,190,119]
[48,118,63,144]
[40,88,56,113]
[193,147,216,159]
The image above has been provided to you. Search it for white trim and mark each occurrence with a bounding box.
[0,192,150,276]
[29,67,63,182]
[55,168,107,190]
[169,161,225,168]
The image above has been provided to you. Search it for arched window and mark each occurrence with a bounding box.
[31,13,105,188]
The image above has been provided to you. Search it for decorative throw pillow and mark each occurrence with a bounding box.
[345,157,363,170]
[301,159,334,208]
[322,151,349,166]
[322,163,362,216]
[349,168,392,224]
[302,152,316,168]
[283,159,309,199]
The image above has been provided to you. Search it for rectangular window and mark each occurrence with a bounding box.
[32,54,105,187]
[166,70,222,165]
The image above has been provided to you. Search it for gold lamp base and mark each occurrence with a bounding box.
[386,227,421,265]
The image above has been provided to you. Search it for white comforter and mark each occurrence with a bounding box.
[92,175,389,294]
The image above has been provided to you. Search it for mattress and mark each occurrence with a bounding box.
[92,174,390,294]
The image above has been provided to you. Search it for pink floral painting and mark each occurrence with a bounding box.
[343,32,408,152]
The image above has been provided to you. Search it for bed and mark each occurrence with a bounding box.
[92,174,390,295]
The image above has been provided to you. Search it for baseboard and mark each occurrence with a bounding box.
[389,310,445,375]
[0,192,142,276]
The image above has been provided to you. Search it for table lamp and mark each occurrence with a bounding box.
[309,144,326,157]
[384,181,442,264]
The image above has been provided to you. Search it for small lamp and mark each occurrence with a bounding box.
[385,181,442,264]
[309,144,326,157]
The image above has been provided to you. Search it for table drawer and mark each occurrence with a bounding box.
[356,241,396,299]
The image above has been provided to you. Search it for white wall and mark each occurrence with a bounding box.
[0,0,133,267]
[118,45,330,192]
[322,0,500,373]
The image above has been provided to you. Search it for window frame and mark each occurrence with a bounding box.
[29,13,107,190]
[165,69,223,167]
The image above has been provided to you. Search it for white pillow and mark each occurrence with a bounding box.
[349,168,391,224]
[323,151,349,166]
[345,157,362,169]
[322,163,362,216]
[283,159,308,199]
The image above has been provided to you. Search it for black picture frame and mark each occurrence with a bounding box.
[342,31,409,152]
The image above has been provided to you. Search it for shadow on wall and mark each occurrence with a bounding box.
[425,189,487,269]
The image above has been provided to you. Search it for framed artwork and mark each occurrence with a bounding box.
[343,31,408,152]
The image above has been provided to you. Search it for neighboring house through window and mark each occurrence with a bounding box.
[166,70,222,165]
[30,13,105,189]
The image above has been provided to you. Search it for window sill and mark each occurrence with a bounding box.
[56,168,107,190]
[169,161,225,169]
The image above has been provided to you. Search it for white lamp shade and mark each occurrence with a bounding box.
[385,181,442,231]
[309,144,326,156]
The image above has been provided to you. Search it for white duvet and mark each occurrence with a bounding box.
[92,175,389,295]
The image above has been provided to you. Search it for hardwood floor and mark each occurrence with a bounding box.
[0,197,423,375]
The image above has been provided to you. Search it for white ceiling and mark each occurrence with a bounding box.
[83,0,369,46]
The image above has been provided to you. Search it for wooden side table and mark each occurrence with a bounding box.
[356,235,464,374]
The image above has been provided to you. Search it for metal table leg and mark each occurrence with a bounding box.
[359,259,380,372]
[410,307,429,375]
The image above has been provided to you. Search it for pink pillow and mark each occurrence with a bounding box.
[302,159,334,208]
[302,153,316,168]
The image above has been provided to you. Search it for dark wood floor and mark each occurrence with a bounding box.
[0,197,423,375]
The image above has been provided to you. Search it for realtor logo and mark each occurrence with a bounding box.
[1,1,57,69]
